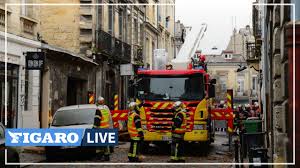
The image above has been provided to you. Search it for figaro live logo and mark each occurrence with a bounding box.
[5,129,118,146]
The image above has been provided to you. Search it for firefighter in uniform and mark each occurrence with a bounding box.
[127,102,144,162]
[169,101,187,162]
[93,96,112,161]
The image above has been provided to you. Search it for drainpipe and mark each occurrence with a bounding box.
[157,3,159,49]
[173,1,176,59]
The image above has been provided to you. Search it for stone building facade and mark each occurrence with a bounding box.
[174,20,186,57]
[36,0,176,127]
[143,0,175,69]
[207,26,259,105]
[252,0,300,164]
[0,0,42,128]
[157,0,175,62]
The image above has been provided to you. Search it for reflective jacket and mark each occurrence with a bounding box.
[93,108,111,129]
[172,110,187,135]
[128,112,143,140]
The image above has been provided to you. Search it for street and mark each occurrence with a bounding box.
[20,133,232,167]
[1,0,298,166]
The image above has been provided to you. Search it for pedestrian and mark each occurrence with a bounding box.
[93,96,113,161]
[127,102,144,162]
[169,101,187,163]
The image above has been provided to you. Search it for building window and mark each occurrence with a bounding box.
[139,23,143,46]
[118,8,123,40]
[0,10,5,27]
[224,54,233,59]
[237,77,245,94]
[108,4,114,35]
[252,76,258,90]
[24,70,29,111]
[157,6,161,22]
[134,18,138,44]
[126,12,131,43]
[219,76,227,93]
[21,0,34,18]
[152,5,155,24]
[145,38,149,63]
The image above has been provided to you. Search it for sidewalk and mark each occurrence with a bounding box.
[22,146,45,154]
[19,147,46,168]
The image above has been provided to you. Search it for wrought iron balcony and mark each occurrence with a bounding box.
[97,30,113,55]
[123,42,131,63]
[114,38,123,58]
[97,29,131,64]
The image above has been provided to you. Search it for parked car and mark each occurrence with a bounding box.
[0,122,20,167]
[45,104,97,161]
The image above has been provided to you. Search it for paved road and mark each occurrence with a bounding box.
[19,132,233,168]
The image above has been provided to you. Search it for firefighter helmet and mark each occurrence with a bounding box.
[97,96,104,101]
[128,102,137,111]
[173,101,183,109]
[97,96,105,105]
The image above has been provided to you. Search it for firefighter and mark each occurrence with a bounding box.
[169,101,187,163]
[199,54,207,71]
[93,96,113,161]
[127,102,144,162]
[96,96,113,129]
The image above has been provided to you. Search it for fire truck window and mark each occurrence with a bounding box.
[137,75,204,101]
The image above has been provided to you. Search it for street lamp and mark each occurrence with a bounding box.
[237,64,247,72]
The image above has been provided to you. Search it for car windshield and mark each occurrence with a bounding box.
[52,108,96,127]
[137,74,205,101]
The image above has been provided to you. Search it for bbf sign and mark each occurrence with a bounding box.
[25,52,45,70]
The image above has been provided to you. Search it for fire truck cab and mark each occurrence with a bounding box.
[133,68,216,143]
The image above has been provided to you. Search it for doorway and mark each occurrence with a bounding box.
[67,77,87,105]
[105,70,115,109]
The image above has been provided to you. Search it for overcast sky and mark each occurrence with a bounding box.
[175,0,255,54]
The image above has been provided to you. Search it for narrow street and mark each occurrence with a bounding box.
[1,0,298,167]
[20,133,232,167]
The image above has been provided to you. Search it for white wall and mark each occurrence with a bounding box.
[0,32,41,128]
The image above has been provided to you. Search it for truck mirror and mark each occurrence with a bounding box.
[210,79,216,85]
[209,84,216,98]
